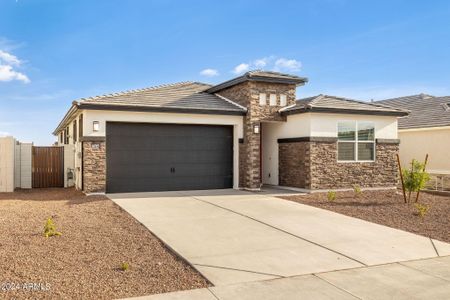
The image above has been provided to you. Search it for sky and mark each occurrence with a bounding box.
[1,0,450,145]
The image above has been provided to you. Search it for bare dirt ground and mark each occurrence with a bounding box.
[281,190,450,243]
[0,188,209,299]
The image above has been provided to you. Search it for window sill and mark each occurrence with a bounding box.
[337,160,375,163]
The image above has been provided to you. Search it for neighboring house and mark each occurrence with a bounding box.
[377,94,450,176]
[376,94,450,190]
[53,71,407,194]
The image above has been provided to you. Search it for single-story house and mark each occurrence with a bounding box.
[53,71,408,194]
[377,94,450,177]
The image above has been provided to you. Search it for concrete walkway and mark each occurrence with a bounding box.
[128,256,450,299]
[109,189,450,298]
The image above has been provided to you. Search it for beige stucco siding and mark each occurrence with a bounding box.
[262,113,399,185]
[82,110,244,138]
[0,137,15,192]
[399,127,450,174]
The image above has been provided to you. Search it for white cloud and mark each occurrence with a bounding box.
[232,56,302,74]
[200,68,219,77]
[0,64,30,83]
[232,63,250,74]
[0,49,29,83]
[0,50,21,65]
[253,58,268,68]
[0,131,11,137]
[274,58,301,72]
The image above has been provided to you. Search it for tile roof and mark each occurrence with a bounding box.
[76,81,247,114]
[206,70,308,93]
[376,94,450,129]
[280,94,409,116]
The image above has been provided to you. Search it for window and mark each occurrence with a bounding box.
[79,114,83,138]
[280,94,287,106]
[73,120,77,142]
[338,121,375,161]
[269,94,277,106]
[60,132,63,144]
[64,127,69,145]
[259,93,267,106]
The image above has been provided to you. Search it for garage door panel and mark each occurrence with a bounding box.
[108,150,232,165]
[106,123,233,193]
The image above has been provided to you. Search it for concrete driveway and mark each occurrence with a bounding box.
[109,189,450,288]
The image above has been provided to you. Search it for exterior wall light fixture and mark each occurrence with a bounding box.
[253,124,260,134]
[93,121,100,132]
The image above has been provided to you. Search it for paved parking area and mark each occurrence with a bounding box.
[109,189,450,299]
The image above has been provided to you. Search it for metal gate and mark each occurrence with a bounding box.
[32,146,64,188]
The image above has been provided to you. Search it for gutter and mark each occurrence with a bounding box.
[280,106,409,117]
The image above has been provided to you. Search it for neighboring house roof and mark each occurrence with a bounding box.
[206,70,308,93]
[280,94,409,116]
[76,81,246,115]
[376,94,450,129]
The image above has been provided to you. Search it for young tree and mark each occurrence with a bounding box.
[402,159,430,203]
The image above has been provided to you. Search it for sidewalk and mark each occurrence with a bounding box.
[129,256,450,300]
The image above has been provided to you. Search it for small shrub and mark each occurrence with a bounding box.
[43,218,62,238]
[402,159,430,203]
[415,203,429,218]
[120,262,130,271]
[327,190,336,201]
[353,185,362,196]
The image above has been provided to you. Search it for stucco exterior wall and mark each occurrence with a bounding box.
[0,137,15,192]
[309,113,398,139]
[399,127,450,174]
[82,110,244,138]
[64,145,76,187]
[14,142,32,189]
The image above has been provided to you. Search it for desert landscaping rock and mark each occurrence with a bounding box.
[281,190,450,243]
[0,188,209,299]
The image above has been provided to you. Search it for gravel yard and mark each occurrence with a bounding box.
[0,188,209,299]
[281,190,450,244]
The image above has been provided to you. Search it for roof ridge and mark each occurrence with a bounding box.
[319,94,408,112]
[214,93,248,111]
[307,94,325,107]
[377,93,435,103]
[78,81,198,102]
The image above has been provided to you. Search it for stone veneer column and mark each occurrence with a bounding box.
[217,81,296,190]
[82,141,106,193]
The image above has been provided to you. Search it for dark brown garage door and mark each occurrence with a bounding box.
[106,123,233,193]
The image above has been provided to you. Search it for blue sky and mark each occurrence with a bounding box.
[1,0,450,145]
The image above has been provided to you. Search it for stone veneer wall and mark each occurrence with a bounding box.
[279,140,399,190]
[218,81,296,189]
[279,142,310,188]
[83,141,106,193]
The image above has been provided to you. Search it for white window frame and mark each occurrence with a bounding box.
[259,93,267,106]
[337,121,376,163]
[280,94,287,106]
[269,94,277,106]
